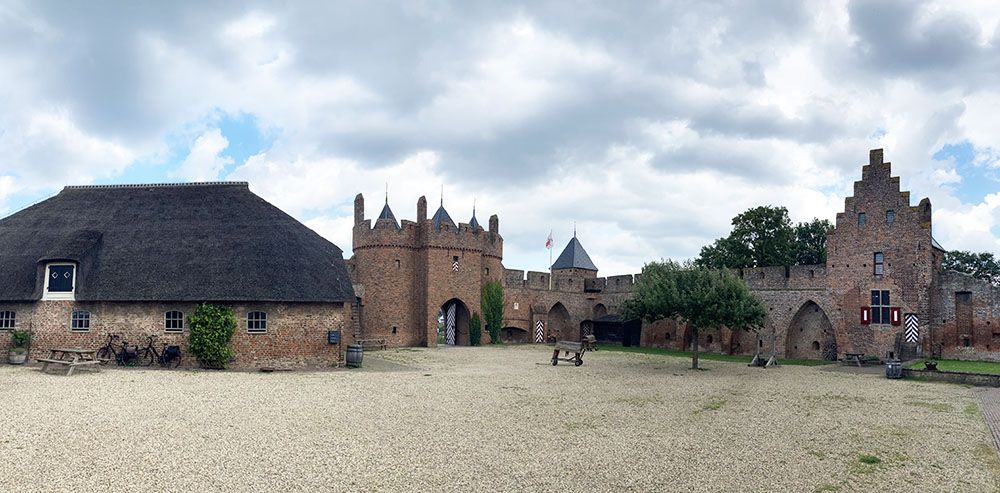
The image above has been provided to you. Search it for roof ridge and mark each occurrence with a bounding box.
[63,182,249,190]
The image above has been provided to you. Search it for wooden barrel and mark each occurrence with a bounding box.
[346,344,363,368]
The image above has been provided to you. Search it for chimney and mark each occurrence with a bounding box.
[354,194,364,225]
[869,148,884,166]
[417,196,427,222]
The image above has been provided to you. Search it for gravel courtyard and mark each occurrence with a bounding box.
[2,346,998,492]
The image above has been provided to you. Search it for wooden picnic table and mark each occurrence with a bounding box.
[37,348,101,376]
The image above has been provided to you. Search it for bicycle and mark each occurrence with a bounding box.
[136,335,182,368]
[95,334,120,365]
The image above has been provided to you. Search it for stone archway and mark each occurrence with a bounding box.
[547,303,574,341]
[438,299,471,346]
[501,326,529,344]
[593,303,608,320]
[786,301,837,360]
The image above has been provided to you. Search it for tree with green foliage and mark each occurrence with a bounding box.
[622,260,767,369]
[469,312,482,346]
[481,281,504,344]
[187,303,237,369]
[697,206,833,269]
[793,218,833,265]
[697,206,795,268]
[943,250,1000,286]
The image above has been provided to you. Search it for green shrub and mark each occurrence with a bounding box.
[11,329,31,349]
[481,281,504,344]
[187,303,236,369]
[470,313,482,346]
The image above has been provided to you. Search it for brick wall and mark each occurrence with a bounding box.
[0,300,345,369]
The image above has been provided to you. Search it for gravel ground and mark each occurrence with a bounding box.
[1,345,998,492]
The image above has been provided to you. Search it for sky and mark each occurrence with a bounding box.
[2,0,1000,276]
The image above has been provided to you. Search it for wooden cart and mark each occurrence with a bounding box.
[551,340,588,366]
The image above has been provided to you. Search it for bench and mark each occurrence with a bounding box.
[356,338,388,350]
[551,340,587,366]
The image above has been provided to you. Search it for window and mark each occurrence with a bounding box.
[395,259,400,269]
[870,290,890,324]
[513,302,520,310]
[886,210,895,224]
[43,263,76,300]
[247,311,267,334]
[71,310,91,331]
[165,311,184,332]
[485,267,490,275]
[874,252,884,275]
[0,311,15,329]
[858,213,866,226]
[706,335,713,344]
[812,341,820,350]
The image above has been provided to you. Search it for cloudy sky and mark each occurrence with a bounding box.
[2,0,1000,275]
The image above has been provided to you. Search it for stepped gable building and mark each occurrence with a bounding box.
[643,149,1000,362]
[0,182,355,369]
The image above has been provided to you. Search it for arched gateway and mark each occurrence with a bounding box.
[438,299,471,346]
[785,301,837,360]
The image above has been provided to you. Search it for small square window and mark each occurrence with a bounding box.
[247,311,267,334]
[858,213,866,226]
[71,310,91,331]
[514,302,520,310]
[0,310,15,329]
[165,311,184,332]
[886,210,895,224]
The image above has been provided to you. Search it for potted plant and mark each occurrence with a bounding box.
[923,360,938,371]
[8,329,31,365]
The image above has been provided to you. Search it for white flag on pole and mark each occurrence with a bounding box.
[545,230,554,249]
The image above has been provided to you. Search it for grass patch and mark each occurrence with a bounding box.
[858,454,881,465]
[975,443,1000,475]
[905,400,952,413]
[905,359,1000,375]
[695,399,726,414]
[601,345,833,366]
[814,484,840,492]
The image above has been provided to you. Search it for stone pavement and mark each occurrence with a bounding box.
[974,387,1000,453]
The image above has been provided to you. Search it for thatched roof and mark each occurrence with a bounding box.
[0,182,355,303]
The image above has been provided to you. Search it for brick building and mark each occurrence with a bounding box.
[351,149,1000,363]
[0,183,355,369]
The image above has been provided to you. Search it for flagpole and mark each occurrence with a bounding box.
[549,246,553,290]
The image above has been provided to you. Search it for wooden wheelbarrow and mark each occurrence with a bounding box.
[551,340,588,366]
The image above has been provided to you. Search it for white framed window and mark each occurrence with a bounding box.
[0,310,15,329]
[874,252,885,275]
[43,263,76,301]
[870,290,890,325]
[71,310,91,331]
[247,311,267,334]
[513,302,519,310]
[165,311,184,332]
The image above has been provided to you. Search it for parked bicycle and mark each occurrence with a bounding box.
[95,333,142,366]
[136,335,182,368]
[95,333,120,366]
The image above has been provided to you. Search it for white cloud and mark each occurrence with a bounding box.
[171,129,233,182]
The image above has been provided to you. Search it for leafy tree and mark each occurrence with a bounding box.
[943,251,1000,286]
[470,312,482,346]
[697,206,832,268]
[187,303,236,369]
[622,260,767,369]
[697,206,794,268]
[793,219,833,265]
[481,281,504,344]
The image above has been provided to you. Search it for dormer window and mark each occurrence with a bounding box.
[43,263,76,300]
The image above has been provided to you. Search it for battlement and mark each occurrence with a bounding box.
[352,193,503,256]
[504,269,639,294]
[741,265,827,290]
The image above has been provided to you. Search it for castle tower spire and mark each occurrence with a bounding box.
[469,198,481,230]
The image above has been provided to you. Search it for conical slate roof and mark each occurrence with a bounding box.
[551,236,598,271]
[377,201,398,227]
[432,204,456,230]
[469,207,481,230]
